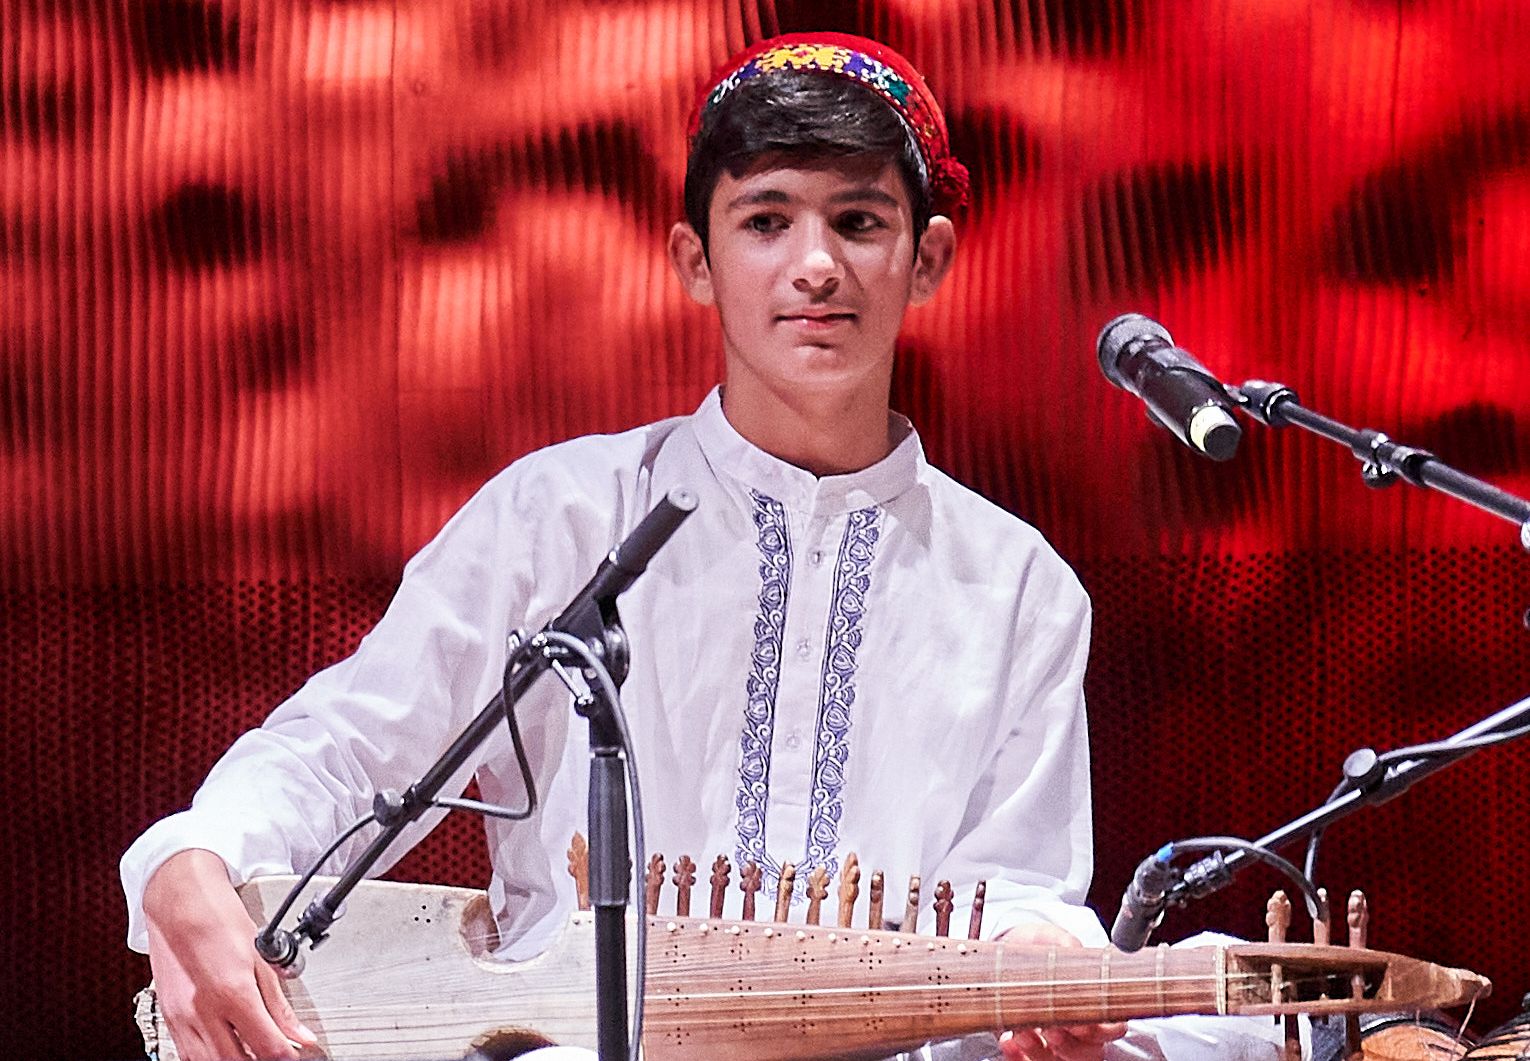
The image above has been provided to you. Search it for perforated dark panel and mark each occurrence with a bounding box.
[0,582,392,1061]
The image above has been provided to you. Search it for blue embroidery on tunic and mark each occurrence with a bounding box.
[734,493,882,895]
[734,492,791,878]
[807,506,881,870]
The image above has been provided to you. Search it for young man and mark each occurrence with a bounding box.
[123,34,1123,1061]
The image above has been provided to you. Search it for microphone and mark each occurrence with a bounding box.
[548,486,698,634]
[1110,844,1178,952]
[1097,313,1242,461]
[541,487,699,683]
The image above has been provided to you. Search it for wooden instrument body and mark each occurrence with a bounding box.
[1361,1023,1470,1060]
[134,877,1490,1061]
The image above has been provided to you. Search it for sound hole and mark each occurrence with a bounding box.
[466,1028,557,1060]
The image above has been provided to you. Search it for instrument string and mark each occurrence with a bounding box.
[284,952,1254,988]
[255,958,1462,1057]
[300,926,1283,973]
[1455,991,1479,1044]
[276,969,1335,1025]
[250,910,1477,1053]
[280,931,1380,1004]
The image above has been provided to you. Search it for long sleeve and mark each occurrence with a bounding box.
[120,456,557,951]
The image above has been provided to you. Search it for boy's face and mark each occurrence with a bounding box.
[671,156,953,409]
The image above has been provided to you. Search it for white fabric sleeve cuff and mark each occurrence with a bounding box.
[119,811,276,953]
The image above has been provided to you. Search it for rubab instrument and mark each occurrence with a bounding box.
[135,838,1488,1061]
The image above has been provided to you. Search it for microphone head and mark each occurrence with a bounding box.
[1110,846,1178,952]
[1188,404,1242,462]
[1097,313,1172,388]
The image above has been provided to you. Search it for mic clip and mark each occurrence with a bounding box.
[1232,379,1297,427]
[1175,851,1231,900]
[254,926,307,976]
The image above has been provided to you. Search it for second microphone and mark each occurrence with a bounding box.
[1097,313,1242,462]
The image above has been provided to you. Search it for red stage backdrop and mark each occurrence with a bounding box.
[3,2,1528,1059]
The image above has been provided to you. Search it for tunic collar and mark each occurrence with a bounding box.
[689,387,923,515]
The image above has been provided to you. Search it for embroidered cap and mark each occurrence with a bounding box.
[689,32,971,214]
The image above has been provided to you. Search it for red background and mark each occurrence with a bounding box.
[3,2,1529,1058]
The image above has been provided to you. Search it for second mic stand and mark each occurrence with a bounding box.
[1232,379,1530,551]
[1167,692,1530,910]
[260,638,573,955]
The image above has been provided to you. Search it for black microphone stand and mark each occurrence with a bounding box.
[256,487,698,1061]
[1232,379,1530,549]
[1165,692,1530,909]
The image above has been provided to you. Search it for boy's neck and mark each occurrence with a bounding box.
[719,379,897,478]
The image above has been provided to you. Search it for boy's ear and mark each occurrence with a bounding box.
[668,222,714,305]
[909,216,957,306]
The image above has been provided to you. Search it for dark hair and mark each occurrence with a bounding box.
[683,71,932,254]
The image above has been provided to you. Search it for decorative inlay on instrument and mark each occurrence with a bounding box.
[134,846,1490,1061]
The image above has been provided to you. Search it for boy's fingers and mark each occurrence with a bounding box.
[255,958,320,1048]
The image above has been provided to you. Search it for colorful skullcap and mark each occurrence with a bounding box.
[689,32,971,213]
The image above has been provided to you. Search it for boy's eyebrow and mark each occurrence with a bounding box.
[830,188,902,209]
[722,187,903,211]
[724,189,793,211]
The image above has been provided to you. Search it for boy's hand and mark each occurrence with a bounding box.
[995,922,1128,1061]
[143,849,319,1061]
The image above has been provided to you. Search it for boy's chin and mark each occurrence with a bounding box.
[725,342,891,395]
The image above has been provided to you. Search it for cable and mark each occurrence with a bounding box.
[1302,791,1344,885]
[256,811,381,955]
[431,795,538,820]
[1375,721,1530,768]
[495,633,545,822]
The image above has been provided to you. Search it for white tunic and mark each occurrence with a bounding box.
[120,388,1103,957]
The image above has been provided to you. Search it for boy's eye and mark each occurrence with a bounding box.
[837,210,887,235]
[745,213,787,234]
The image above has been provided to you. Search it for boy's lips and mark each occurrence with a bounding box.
[777,310,857,328]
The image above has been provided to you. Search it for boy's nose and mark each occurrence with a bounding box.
[794,243,842,295]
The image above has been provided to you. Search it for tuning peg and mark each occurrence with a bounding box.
[708,855,731,919]
[774,863,797,923]
[644,854,666,916]
[1266,892,1299,1057]
[672,856,696,918]
[740,861,763,921]
[902,875,921,934]
[968,881,986,940]
[836,854,861,929]
[805,866,830,926]
[934,880,954,937]
[1266,891,1291,944]
[1311,887,1331,946]
[1345,891,1370,1057]
[1346,891,1368,950]
[567,833,591,912]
